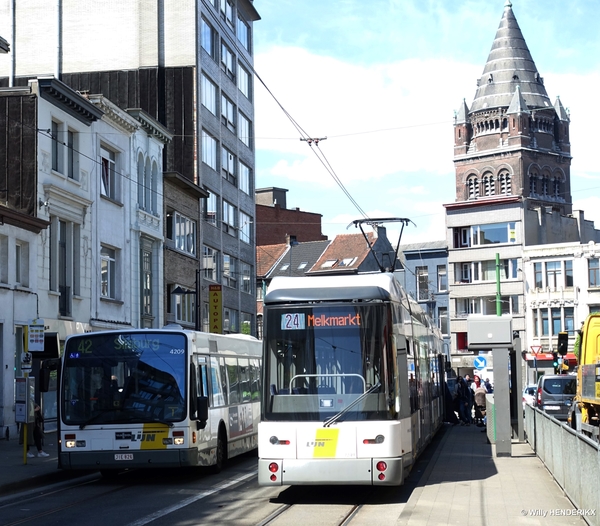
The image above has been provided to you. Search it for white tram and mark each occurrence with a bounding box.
[258,273,444,486]
[58,328,261,476]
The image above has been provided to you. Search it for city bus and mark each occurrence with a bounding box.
[57,327,261,476]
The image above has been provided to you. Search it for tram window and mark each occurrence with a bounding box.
[210,356,226,407]
[239,358,251,402]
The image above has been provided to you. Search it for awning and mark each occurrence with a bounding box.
[524,352,577,364]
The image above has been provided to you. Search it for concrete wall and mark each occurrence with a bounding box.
[525,405,600,525]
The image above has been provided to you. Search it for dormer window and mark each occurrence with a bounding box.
[338,257,357,267]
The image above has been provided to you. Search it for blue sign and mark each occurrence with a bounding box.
[474,356,487,370]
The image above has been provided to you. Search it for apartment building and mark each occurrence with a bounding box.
[0,0,260,336]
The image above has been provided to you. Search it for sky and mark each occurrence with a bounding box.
[252,0,600,246]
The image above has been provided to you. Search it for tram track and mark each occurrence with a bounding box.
[257,502,364,526]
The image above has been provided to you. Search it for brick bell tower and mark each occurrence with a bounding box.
[453,1,572,214]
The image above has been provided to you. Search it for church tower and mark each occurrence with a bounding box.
[453,1,572,214]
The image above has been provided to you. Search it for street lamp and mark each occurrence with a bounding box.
[171,268,200,330]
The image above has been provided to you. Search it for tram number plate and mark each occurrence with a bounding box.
[114,453,134,461]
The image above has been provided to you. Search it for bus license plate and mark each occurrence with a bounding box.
[115,454,134,461]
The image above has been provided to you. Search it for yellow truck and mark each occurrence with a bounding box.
[570,313,600,440]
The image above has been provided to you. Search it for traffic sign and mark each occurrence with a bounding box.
[474,356,487,370]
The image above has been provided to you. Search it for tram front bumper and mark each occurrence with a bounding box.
[258,457,404,486]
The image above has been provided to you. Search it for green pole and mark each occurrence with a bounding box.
[496,253,501,316]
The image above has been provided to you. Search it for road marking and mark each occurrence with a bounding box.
[126,471,257,526]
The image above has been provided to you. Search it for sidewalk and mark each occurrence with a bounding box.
[398,423,586,525]
[0,430,90,497]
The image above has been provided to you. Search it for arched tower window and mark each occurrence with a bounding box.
[499,172,511,194]
[467,177,479,199]
[483,174,494,196]
[541,176,549,196]
[553,178,561,199]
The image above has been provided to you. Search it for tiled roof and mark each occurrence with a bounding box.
[257,244,287,277]
[309,232,375,273]
[270,240,331,278]
[400,240,448,253]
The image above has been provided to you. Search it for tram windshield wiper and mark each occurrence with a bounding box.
[323,382,381,428]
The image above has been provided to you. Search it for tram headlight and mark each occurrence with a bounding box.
[65,440,76,448]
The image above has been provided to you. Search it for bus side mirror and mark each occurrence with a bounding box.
[196,396,209,430]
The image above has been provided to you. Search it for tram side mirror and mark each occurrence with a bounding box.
[196,396,209,430]
[38,358,60,392]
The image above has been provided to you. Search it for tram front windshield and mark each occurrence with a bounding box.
[263,304,391,421]
[61,332,187,427]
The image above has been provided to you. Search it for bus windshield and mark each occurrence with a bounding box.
[61,332,187,427]
[263,304,391,422]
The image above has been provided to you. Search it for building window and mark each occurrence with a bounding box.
[241,261,252,294]
[239,211,252,244]
[221,147,236,185]
[202,245,219,282]
[101,246,116,299]
[167,212,196,256]
[238,112,251,147]
[15,241,29,287]
[237,15,249,50]
[237,63,250,99]
[50,217,80,317]
[467,177,479,199]
[534,262,543,289]
[565,307,574,333]
[201,73,217,114]
[241,312,252,335]
[221,42,235,80]
[564,260,573,287]
[100,147,117,200]
[175,287,195,325]
[458,222,516,247]
[51,120,63,173]
[589,258,600,288]
[223,308,238,333]
[546,261,562,289]
[541,309,549,336]
[416,266,429,301]
[141,247,152,317]
[239,161,251,195]
[202,130,217,170]
[222,200,237,235]
[553,178,561,198]
[67,129,79,180]
[551,308,561,335]
[223,254,237,289]
[437,265,447,292]
[220,0,234,27]
[204,191,217,225]
[0,235,7,284]
[438,306,448,335]
[221,94,235,131]
[529,176,537,195]
[201,18,216,60]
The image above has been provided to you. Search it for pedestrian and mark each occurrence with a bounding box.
[473,385,487,427]
[484,378,493,393]
[19,404,49,458]
[456,376,471,425]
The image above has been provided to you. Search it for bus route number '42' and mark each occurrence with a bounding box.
[281,313,305,330]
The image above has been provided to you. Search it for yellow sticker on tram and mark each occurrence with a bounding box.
[312,428,339,458]
[140,423,169,450]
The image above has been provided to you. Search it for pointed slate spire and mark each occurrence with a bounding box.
[506,85,529,115]
[455,98,470,124]
[470,2,552,112]
[554,96,570,122]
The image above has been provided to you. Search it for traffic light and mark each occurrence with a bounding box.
[552,352,559,373]
[557,331,568,356]
[562,358,569,373]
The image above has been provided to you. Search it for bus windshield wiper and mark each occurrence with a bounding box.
[79,409,117,429]
[323,382,381,428]
[128,414,175,427]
